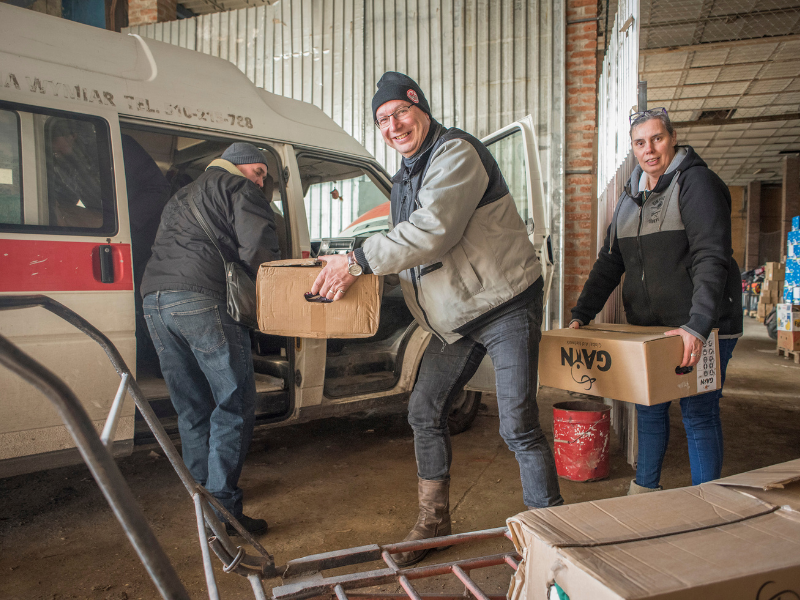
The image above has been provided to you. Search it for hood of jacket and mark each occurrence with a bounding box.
[626,145,706,198]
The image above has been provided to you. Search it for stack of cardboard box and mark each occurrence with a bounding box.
[757,261,784,322]
[777,215,800,353]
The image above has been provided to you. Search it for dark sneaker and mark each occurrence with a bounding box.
[226,515,268,536]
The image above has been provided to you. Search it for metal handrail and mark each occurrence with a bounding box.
[0,295,277,599]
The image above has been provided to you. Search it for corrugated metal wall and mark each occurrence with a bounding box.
[126,0,566,325]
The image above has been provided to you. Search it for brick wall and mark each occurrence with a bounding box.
[564,0,598,323]
[128,0,176,26]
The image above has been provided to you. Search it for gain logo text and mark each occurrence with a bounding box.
[561,347,612,391]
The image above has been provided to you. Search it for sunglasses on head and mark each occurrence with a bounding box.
[629,107,668,124]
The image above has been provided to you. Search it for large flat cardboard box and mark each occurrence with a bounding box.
[778,331,800,351]
[256,259,382,338]
[507,459,800,600]
[765,261,786,281]
[539,325,720,405]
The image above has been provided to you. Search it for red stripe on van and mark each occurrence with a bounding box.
[0,239,133,292]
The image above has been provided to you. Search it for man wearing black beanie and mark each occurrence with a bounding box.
[312,72,563,565]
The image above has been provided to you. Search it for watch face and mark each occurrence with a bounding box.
[349,263,363,276]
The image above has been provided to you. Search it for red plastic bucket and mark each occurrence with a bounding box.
[552,400,611,482]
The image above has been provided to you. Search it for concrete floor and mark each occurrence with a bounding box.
[1,317,798,600]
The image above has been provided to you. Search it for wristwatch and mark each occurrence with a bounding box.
[347,252,363,276]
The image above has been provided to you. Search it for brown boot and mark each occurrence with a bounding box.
[393,478,451,568]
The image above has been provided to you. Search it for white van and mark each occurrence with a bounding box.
[0,4,553,477]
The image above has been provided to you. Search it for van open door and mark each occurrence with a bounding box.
[465,115,553,392]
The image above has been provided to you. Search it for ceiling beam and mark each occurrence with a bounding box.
[640,6,800,30]
[640,33,800,56]
[645,74,800,89]
[640,58,800,75]
[672,112,800,127]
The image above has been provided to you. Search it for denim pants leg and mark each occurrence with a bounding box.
[407,336,487,481]
[469,299,563,508]
[408,290,563,509]
[635,337,738,488]
[143,291,256,519]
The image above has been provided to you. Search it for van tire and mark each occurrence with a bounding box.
[448,390,482,435]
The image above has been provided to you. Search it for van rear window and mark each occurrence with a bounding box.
[0,103,116,235]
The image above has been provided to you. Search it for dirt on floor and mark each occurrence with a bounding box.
[1,317,798,600]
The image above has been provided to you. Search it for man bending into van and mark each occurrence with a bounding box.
[311,72,563,565]
[141,143,280,536]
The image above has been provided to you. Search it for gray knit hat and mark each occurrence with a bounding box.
[221,142,267,167]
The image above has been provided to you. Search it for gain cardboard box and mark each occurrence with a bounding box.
[507,459,800,600]
[256,259,382,338]
[539,324,720,405]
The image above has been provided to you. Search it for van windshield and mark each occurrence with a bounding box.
[296,154,390,240]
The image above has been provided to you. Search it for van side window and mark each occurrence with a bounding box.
[486,129,529,222]
[0,109,22,225]
[296,154,390,240]
[0,104,116,235]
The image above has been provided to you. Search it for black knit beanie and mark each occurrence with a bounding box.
[372,72,431,122]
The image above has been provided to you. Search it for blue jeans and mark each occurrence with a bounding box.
[635,337,738,488]
[143,291,256,519]
[408,288,563,509]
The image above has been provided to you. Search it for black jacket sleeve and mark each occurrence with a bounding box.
[571,220,627,325]
[678,168,732,341]
[232,183,281,276]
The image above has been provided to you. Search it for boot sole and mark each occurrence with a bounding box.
[394,545,451,568]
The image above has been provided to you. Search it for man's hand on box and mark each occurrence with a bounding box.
[568,320,581,329]
[664,328,703,368]
[311,255,357,302]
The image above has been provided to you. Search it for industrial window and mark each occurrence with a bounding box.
[0,109,22,225]
[0,103,116,235]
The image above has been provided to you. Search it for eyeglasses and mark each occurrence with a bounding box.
[375,104,415,129]
[629,107,668,124]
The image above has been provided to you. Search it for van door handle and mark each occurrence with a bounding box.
[98,244,115,283]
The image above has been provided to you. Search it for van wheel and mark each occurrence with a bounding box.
[448,390,482,435]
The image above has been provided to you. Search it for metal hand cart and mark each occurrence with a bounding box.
[0,295,520,600]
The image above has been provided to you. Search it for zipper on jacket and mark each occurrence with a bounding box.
[636,205,657,322]
[410,267,447,349]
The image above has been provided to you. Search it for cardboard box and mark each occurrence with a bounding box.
[778,331,800,352]
[761,279,781,292]
[761,288,782,304]
[507,459,800,600]
[757,301,775,318]
[256,259,382,338]
[765,261,785,281]
[777,303,800,331]
[538,325,720,406]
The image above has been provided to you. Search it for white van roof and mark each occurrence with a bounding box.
[0,4,372,159]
